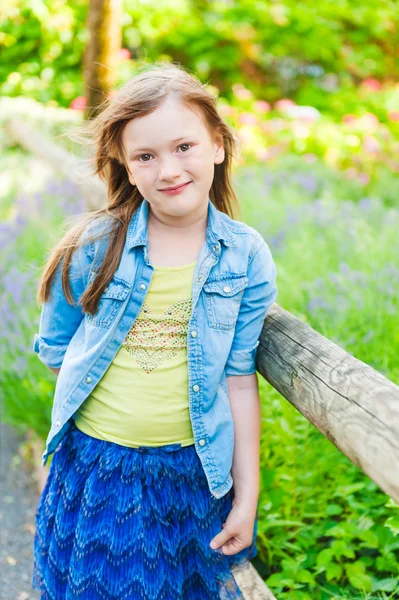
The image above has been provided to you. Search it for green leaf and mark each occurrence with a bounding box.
[372,577,399,592]
[297,569,316,585]
[316,548,334,568]
[326,562,343,581]
[384,516,399,536]
[331,540,355,559]
[348,573,372,592]
[266,573,295,587]
[357,529,379,547]
[325,503,343,515]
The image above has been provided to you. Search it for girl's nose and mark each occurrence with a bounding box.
[158,156,182,181]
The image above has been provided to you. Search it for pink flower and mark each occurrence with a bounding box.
[255,148,269,161]
[363,135,380,154]
[238,112,258,125]
[253,100,271,113]
[388,111,399,122]
[362,112,379,127]
[303,153,317,163]
[283,105,320,121]
[358,173,371,185]
[345,167,358,180]
[218,104,234,117]
[232,84,253,100]
[361,78,381,91]
[69,96,86,110]
[274,98,296,112]
[342,114,357,124]
[118,48,131,60]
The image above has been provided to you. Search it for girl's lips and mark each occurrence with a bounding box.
[159,181,192,194]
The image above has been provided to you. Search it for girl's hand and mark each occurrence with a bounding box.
[209,500,256,556]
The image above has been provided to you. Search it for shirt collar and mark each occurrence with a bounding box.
[126,196,237,250]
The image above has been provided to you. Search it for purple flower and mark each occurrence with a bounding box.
[295,173,318,194]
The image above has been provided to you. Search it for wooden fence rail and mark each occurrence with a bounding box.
[257,304,399,504]
[8,119,399,600]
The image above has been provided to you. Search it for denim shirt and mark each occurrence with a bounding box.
[33,197,277,499]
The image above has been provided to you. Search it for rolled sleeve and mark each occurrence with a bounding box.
[225,234,277,377]
[32,243,91,370]
[32,334,70,369]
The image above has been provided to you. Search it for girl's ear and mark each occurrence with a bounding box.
[126,164,136,187]
[214,130,225,165]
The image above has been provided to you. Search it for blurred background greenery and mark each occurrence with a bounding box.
[0,1,398,598]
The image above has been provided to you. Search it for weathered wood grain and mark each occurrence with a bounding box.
[232,562,277,599]
[257,303,399,503]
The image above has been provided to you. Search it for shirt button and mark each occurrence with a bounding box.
[193,384,200,392]
[199,439,206,446]
[55,420,60,428]
[139,283,146,290]
[223,286,231,293]
[191,330,197,338]
[85,376,92,384]
[212,244,219,252]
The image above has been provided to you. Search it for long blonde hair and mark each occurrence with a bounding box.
[36,61,241,316]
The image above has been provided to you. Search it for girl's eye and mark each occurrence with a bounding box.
[178,143,192,153]
[136,143,192,163]
[137,153,152,163]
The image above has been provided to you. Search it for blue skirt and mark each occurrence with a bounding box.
[32,422,258,599]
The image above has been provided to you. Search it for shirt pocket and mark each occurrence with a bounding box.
[85,276,131,329]
[202,273,248,330]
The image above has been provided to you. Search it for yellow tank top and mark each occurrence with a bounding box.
[73,260,197,447]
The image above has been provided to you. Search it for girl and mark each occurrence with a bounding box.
[32,61,278,599]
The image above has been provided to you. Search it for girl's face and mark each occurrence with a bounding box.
[122,95,225,221]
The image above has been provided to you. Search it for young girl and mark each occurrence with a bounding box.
[32,61,278,599]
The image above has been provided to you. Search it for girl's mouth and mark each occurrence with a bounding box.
[159,182,192,195]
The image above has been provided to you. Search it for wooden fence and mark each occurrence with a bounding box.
[7,119,399,600]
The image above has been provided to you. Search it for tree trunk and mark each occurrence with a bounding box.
[83,0,123,120]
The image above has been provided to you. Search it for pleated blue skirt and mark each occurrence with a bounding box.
[32,422,258,599]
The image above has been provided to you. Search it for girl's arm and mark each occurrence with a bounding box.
[49,367,61,376]
[209,236,277,555]
[225,234,277,505]
[227,372,261,513]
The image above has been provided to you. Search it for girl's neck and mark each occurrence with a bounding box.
[147,206,207,267]
[148,205,207,239]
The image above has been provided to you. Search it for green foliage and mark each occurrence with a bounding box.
[0,0,88,105]
[1,0,399,119]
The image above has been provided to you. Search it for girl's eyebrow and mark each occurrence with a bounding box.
[130,136,194,155]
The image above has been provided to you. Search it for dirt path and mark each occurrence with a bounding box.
[0,422,40,599]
